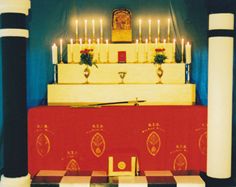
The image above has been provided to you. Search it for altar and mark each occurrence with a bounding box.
[28,105,207,177]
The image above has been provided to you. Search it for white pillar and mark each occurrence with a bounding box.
[207,13,234,178]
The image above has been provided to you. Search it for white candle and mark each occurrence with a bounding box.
[97,38,100,62]
[92,19,95,43]
[52,43,58,64]
[148,19,152,43]
[106,39,109,62]
[88,38,91,49]
[155,38,158,46]
[79,38,83,45]
[84,19,88,43]
[163,39,166,44]
[173,38,176,62]
[167,18,170,41]
[136,39,139,53]
[70,38,73,62]
[185,42,192,64]
[157,19,160,41]
[139,19,142,42]
[75,20,78,36]
[60,39,63,57]
[100,19,103,43]
[181,38,185,61]
[163,38,166,49]
[145,38,148,52]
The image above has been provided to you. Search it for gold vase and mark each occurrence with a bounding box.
[156,63,163,84]
[84,66,90,84]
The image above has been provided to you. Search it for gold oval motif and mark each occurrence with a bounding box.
[118,161,126,170]
[66,159,80,171]
[36,133,50,157]
[91,132,105,157]
[146,131,161,156]
[198,131,207,155]
[173,153,188,171]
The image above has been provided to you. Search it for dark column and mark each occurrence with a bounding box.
[0,1,30,187]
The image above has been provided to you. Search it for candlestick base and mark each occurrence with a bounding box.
[59,61,64,64]
[53,64,58,84]
[186,64,191,84]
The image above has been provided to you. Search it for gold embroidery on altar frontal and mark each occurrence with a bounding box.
[170,144,188,171]
[142,122,164,156]
[195,123,207,155]
[88,124,106,158]
[66,151,80,171]
[35,124,53,157]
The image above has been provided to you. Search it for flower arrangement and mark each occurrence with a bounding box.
[154,48,167,64]
[80,49,97,67]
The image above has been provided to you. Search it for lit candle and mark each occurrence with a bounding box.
[92,19,95,43]
[75,20,78,41]
[60,38,63,57]
[181,38,185,62]
[88,38,91,49]
[167,18,170,42]
[84,19,88,43]
[106,39,109,62]
[163,38,166,49]
[173,38,176,62]
[136,39,139,53]
[52,43,58,64]
[155,38,158,47]
[100,19,103,43]
[148,19,152,43]
[185,42,191,64]
[157,19,160,41]
[59,39,63,63]
[145,38,148,62]
[70,38,73,62]
[97,38,100,62]
[79,38,83,45]
[139,19,142,42]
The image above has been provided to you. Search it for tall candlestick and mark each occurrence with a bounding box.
[79,38,83,45]
[173,38,176,62]
[185,42,191,64]
[163,39,166,49]
[52,43,58,64]
[139,19,142,43]
[59,39,63,64]
[148,19,152,43]
[70,38,74,63]
[92,19,95,43]
[167,18,170,42]
[157,19,160,42]
[75,20,79,43]
[100,19,103,43]
[145,38,148,63]
[97,38,100,63]
[106,39,109,63]
[84,19,88,44]
[155,38,158,47]
[88,38,91,49]
[136,39,139,63]
[181,38,184,63]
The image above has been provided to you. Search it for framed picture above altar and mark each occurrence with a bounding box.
[112,8,132,43]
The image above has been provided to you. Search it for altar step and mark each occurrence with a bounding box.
[31,170,206,187]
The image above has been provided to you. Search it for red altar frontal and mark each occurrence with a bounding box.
[28,106,207,176]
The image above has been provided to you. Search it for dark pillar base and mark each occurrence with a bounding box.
[200,172,236,187]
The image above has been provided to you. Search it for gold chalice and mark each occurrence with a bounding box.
[118,72,127,84]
